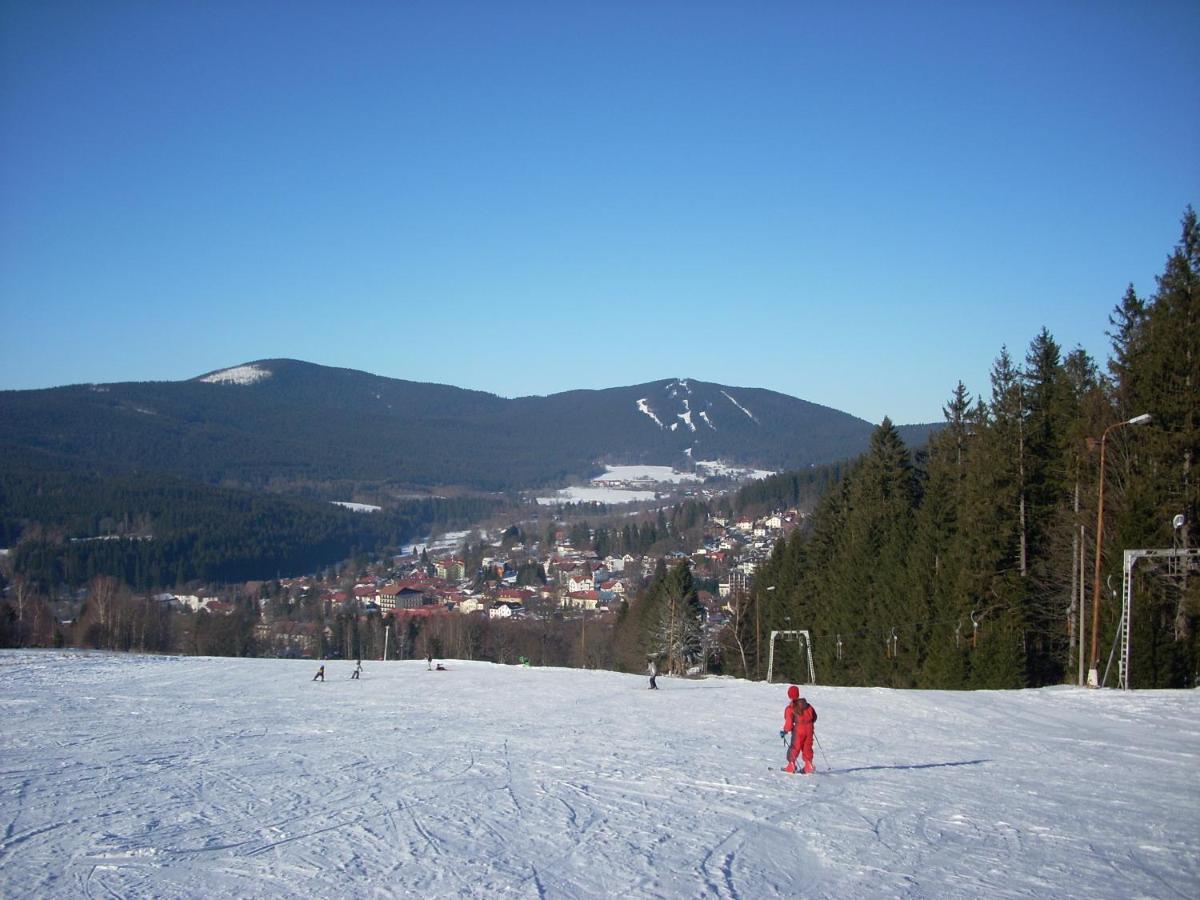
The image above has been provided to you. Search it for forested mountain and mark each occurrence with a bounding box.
[0,362,929,493]
[727,208,1200,689]
[1,364,928,592]
[0,454,505,591]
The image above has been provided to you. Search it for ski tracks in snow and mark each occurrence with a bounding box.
[2,653,1198,898]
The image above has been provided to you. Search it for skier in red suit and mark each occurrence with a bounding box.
[780,685,817,774]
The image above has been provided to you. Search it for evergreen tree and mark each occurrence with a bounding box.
[634,560,704,675]
[910,383,973,688]
[804,420,918,686]
[1111,207,1200,684]
[967,599,1027,689]
[1020,329,1074,684]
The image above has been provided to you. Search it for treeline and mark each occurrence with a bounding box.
[727,463,846,519]
[0,569,615,672]
[1,465,505,590]
[717,209,1199,689]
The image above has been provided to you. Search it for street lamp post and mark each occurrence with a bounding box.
[1088,413,1151,686]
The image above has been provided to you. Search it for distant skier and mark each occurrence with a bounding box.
[426,649,433,671]
[351,660,362,679]
[435,663,446,671]
[647,658,658,690]
[780,685,816,774]
[312,664,325,682]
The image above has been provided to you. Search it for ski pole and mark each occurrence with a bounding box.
[814,732,830,771]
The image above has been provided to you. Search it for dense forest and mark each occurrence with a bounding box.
[712,209,1199,689]
[0,463,505,590]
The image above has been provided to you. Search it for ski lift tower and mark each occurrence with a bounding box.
[1116,519,1200,690]
[765,629,816,684]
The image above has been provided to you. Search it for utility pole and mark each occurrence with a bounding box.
[668,593,676,675]
[1078,524,1086,687]
[1089,413,1151,686]
[760,585,776,680]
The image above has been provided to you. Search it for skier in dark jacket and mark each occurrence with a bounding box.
[780,685,817,774]
[312,664,325,682]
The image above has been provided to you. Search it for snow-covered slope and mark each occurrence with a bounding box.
[197,364,273,385]
[1,651,1197,898]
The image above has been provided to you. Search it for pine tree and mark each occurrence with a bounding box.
[953,351,1031,678]
[753,528,809,683]
[1111,207,1200,684]
[642,561,703,674]
[911,383,973,688]
[968,599,1027,689]
[809,420,918,686]
[794,477,851,683]
[1020,329,1074,684]
[1059,347,1105,684]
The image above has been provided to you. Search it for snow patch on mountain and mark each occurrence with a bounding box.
[332,501,381,513]
[636,398,664,428]
[721,389,758,423]
[199,364,272,385]
[677,399,696,432]
[666,379,692,399]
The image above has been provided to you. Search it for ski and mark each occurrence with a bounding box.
[768,767,820,775]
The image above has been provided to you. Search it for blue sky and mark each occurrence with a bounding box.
[2,1,1197,425]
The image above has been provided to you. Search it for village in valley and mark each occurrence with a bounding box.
[167,497,804,665]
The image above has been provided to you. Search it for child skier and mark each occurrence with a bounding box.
[351,660,362,679]
[780,685,817,774]
[312,664,325,682]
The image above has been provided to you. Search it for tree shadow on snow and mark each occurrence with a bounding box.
[829,759,990,774]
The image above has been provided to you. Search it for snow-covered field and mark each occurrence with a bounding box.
[538,486,659,505]
[590,464,774,486]
[539,462,774,505]
[591,466,702,485]
[403,531,473,557]
[332,502,382,513]
[1,652,1197,899]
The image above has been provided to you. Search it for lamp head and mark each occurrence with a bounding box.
[1127,413,1152,426]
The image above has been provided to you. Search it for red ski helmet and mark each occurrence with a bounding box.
[787,685,800,700]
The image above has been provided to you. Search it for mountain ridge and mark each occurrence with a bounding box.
[1,358,940,494]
